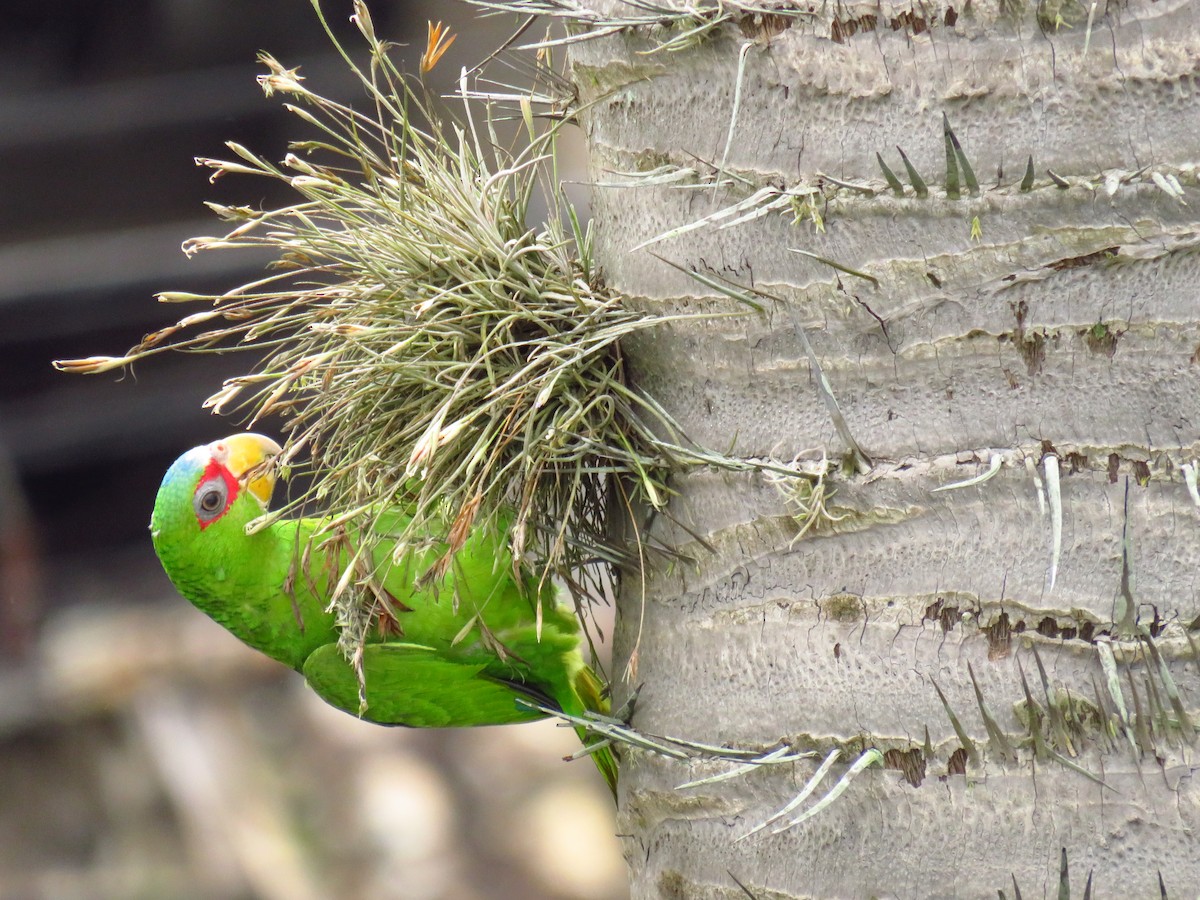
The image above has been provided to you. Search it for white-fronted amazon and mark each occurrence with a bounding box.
[150,433,616,793]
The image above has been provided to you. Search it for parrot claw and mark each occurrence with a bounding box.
[611,683,642,724]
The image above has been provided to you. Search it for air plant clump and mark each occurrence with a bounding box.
[466,0,810,53]
[57,2,703,645]
[765,452,847,544]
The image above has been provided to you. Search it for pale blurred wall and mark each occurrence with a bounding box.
[0,3,626,898]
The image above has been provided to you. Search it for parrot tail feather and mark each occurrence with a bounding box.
[572,664,618,798]
[588,742,618,799]
[574,663,609,717]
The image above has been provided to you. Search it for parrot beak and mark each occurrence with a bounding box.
[210,433,283,507]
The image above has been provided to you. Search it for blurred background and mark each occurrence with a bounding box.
[0,2,626,898]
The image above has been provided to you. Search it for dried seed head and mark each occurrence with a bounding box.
[256,53,308,97]
[51,355,133,375]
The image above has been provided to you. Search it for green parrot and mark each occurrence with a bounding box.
[150,432,617,794]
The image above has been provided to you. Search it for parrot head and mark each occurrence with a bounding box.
[151,432,340,670]
[150,432,282,576]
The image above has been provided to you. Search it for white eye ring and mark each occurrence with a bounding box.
[194,477,229,523]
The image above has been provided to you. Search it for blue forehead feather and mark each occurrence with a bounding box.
[160,446,210,491]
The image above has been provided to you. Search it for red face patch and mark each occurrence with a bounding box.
[193,458,240,530]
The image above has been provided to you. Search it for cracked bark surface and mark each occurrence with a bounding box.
[569,0,1200,895]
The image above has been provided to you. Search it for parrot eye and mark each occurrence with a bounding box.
[193,476,229,524]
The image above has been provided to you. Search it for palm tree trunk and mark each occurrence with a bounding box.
[570,1,1200,894]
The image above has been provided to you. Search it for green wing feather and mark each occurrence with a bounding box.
[303,642,549,727]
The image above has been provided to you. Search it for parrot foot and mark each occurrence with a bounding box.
[611,683,641,724]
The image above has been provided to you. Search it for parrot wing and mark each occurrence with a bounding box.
[302,642,552,727]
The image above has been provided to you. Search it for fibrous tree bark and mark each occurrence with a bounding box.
[567,1,1200,895]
